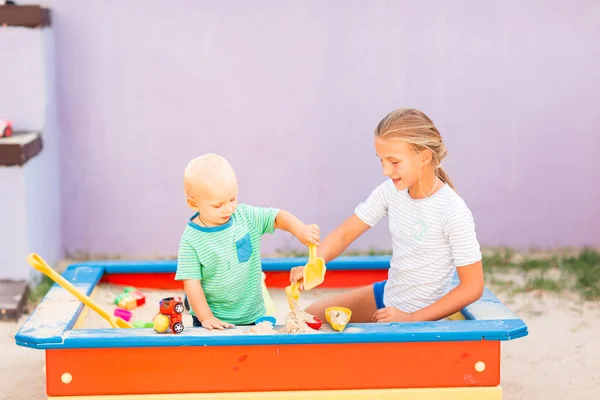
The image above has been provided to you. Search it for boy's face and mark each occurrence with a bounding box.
[189,178,239,226]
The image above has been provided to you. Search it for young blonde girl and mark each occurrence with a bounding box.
[290,108,484,323]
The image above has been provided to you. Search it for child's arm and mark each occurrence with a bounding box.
[176,238,233,330]
[274,210,321,246]
[289,214,371,284]
[317,214,371,262]
[412,262,484,320]
[290,182,388,284]
[183,280,234,330]
[373,262,484,322]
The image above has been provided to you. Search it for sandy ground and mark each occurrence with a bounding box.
[1,283,599,399]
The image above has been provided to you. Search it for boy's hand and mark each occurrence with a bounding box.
[297,224,320,246]
[201,316,235,330]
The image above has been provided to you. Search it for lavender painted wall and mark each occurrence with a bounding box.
[44,0,599,257]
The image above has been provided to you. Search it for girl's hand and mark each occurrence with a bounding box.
[296,224,320,246]
[201,316,234,330]
[289,266,305,290]
[372,306,414,323]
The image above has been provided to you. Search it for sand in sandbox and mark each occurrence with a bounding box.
[78,284,348,330]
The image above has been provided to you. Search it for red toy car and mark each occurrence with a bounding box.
[154,296,185,334]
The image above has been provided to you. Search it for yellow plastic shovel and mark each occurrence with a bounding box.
[303,244,326,290]
[27,253,134,329]
[285,282,300,310]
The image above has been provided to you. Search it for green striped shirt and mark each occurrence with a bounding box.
[175,204,279,325]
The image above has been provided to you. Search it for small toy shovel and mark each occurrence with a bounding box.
[285,282,300,310]
[27,253,134,329]
[302,244,326,290]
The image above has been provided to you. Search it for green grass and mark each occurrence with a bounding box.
[482,248,515,271]
[524,276,564,292]
[343,248,394,256]
[271,246,599,299]
[26,248,600,307]
[483,248,600,300]
[559,249,600,299]
[27,274,55,305]
[273,247,600,300]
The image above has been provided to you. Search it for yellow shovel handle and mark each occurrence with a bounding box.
[308,244,317,262]
[27,253,116,326]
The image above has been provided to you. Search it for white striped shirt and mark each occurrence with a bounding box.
[355,179,482,313]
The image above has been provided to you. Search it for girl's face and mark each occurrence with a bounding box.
[374,136,429,191]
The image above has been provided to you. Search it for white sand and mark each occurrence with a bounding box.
[77,284,348,329]
[2,280,600,399]
[495,289,600,399]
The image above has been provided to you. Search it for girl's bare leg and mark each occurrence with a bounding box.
[305,285,377,323]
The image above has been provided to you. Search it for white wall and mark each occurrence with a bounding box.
[0,25,62,281]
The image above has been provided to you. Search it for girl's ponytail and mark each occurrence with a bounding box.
[436,166,454,190]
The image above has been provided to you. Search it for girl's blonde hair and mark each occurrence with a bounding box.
[374,108,454,189]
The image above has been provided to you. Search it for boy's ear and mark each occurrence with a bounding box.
[186,198,198,210]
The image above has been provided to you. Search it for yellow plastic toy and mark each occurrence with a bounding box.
[303,244,326,290]
[26,253,134,329]
[261,272,277,315]
[152,313,171,333]
[325,306,352,332]
[285,282,300,310]
[284,243,326,311]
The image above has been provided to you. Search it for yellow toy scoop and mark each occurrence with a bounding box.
[27,253,134,329]
[303,244,326,290]
[285,282,300,310]
[326,306,352,332]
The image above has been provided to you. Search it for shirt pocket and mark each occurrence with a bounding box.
[235,233,253,263]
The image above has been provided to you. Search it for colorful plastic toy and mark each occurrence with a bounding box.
[305,316,323,330]
[153,296,185,334]
[255,316,277,325]
[0,119,12,138]
[114,287,146,310]
[285,281,300,310]
[113,308,132,322]
[25,253,133,329]
[132,321,154,328]
[261,272,277,315]
[303,243,326,290]
[325,306,352,332]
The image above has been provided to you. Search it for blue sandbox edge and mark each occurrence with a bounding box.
[15,256,528,349]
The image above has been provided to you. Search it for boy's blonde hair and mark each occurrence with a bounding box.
[375,108,454,189]
[183,153,236,197]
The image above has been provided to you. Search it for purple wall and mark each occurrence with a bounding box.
[45,0,599,257]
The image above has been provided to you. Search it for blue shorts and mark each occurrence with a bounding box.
[373,280,387,310]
